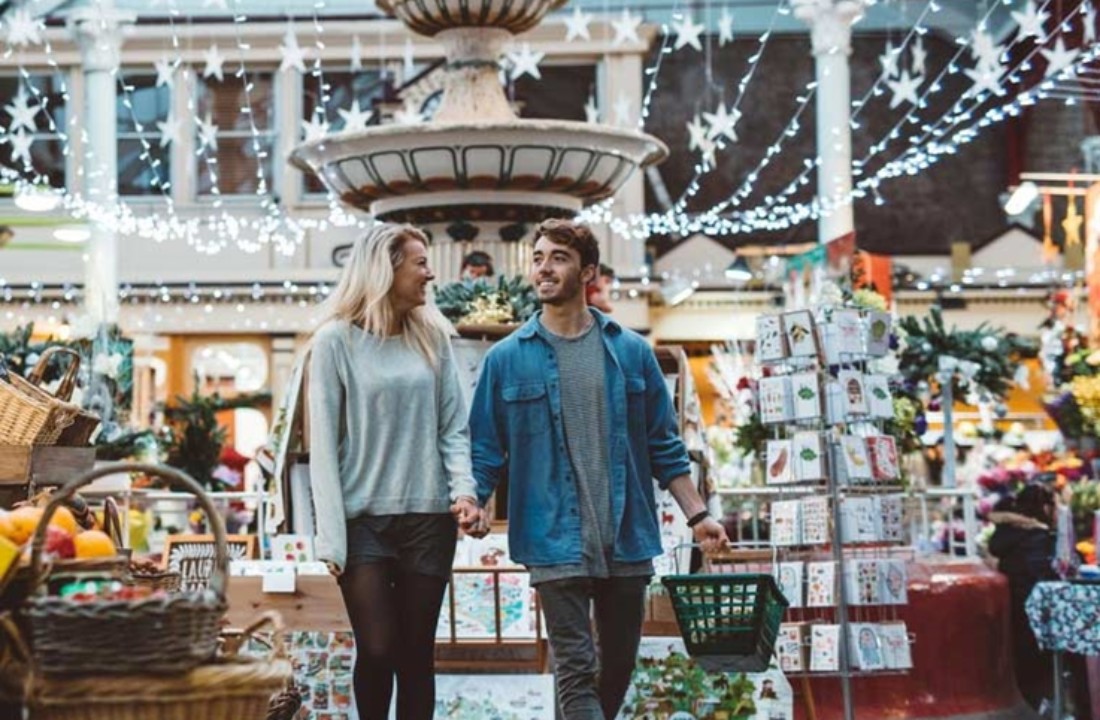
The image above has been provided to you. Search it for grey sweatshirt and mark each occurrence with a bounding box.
[308,320,478,570]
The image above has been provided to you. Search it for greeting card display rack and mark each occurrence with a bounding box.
[747,306,915,720]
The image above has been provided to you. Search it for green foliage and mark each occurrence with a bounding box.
[161,380,270,488]
[95,429,158,461]
[896,307,1033,401]
[433,275,540,324]
[627,651,757,718]
[1070,481,1100,542]
[734,413,768,458]
[0,323,68,381]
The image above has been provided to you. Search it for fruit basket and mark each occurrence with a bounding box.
[22,463,228,676]
[23,611,292,720]
[0,348,84,447]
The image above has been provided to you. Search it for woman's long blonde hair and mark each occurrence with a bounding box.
[314,223,454,368]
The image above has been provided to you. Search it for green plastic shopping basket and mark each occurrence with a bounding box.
[660,572,789,673]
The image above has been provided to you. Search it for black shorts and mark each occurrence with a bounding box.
[344,513,458,579]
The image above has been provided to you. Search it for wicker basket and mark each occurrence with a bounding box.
[1,348,83,446]
[25,348,100,447]
[23,463,229,677]
[24,611,291,720]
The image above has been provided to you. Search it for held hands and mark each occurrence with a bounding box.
[325,561,342,578]
[450,496,491,538]
[692,516,730,555]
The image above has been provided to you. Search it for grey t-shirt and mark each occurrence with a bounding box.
[530,318,653,584]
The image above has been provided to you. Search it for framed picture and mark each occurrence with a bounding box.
[782,310,818,358]
[164,534,258,592]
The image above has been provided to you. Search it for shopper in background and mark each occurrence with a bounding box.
[309,222,481,720]
[460,250,495,281]
[988,483,1056,712]
[453,219,727,720]
[586,262,615,313]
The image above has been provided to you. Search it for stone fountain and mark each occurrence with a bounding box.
[289,0,668,280]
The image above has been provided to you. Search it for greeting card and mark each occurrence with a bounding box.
[777,623,809,673]
[850,623,885,671]
[790,371,823,421]
[783,310,818,358]
[800,496,830,546]
[864,374,894,419]
[824,379,846,425]
[758,376,793,425]
[792,431,826,482]
[765,440,795,485]
[818,322,842,365]
[810,624,840,672]
[776,561,804,608]
[876,495,905,542]
[867,435,900,481]
[272,534,315,563]
[840,435,873,482]
[879,559,908,605]
[834,309,865,356]
[880,622,914,669]
[771,500,801,547]
[838,370,869,417]
[840,497,878,543]
[806,561,836,607]
[846,559,881,606]
[866,311,893,357]
[757,314,788,362]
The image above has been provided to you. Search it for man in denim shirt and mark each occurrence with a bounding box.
[452,219,728,720]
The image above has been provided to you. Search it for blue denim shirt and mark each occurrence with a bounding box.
[469,309,691,567]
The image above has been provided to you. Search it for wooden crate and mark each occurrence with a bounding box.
[0,445,96,487]
[225,575,349,632]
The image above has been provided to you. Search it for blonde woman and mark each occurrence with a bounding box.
[309,223,481,720]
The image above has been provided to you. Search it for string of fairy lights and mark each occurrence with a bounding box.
[0,0,1095,253]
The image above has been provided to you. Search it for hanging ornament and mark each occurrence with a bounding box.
[994,402,1008,419]
[910,36,927,76]
[671,15,705,52]
[879,40,901,80]
[4,8,42,47]
[686,114,708,152]
[1063,194,1083,247]
[337,100,372,131]
[350,36,363,71]
[202,45,226,81]
[1011,0,1049,39]
[703,103,741,144]
[611,9,642,47]
[885,69,921,109]
[4,89,40,133]
[980,336,999,353]
[563,6,592,42]
[507,43,544,81]
[154,57,176,88]
[1042,37,1080,79]
[584,95,599,124]
[1042,193,1058,264]
[279,27,307,74]
[156,116,181,148]
[717,9,734,47]
[9,130,33,166]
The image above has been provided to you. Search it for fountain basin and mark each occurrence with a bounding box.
[376,0,568,36]
[290,119,668,224]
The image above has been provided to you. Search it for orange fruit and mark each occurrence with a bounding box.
[73,530,117,559]
[48,506,79,536]
[0,510,14,543]
[8,507,44,546]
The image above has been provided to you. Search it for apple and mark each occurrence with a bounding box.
[44,525,76,560]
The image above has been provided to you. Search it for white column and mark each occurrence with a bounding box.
[68,2,134,325]
[793,0,868,245]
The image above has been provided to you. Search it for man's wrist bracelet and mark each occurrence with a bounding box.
[687,510,711,528]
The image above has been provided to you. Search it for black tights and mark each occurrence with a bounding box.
[339,562,449,720]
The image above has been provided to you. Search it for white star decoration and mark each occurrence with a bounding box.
[698,138,717,171]
[197,114,219,151]
[613,93,633,127]
[1012,0,1049,39]
[4,90,39,133]
[9,131,34,166]
[154,57,176,88]
[156,116,181,148]
[886,69,921,109]
[301,116,329,142]
[717,9,734,47]
[686,114,708,152]
[337,100,372,131]
[879,40,901,79]
[1042,37,1080,78]
[5,8,42,47]
[584,95,599,124]
[279,28,307,73]
[910,36,927,76]
[703,104,741,144]
[564,6,592,42]
[508,43,544,81]
[393,106,424,125]
[202,45,226,81]
[350,36,363,71]
[1085,2,1097,44]
[970,29,1003,69]
[671,16,705,52]
[612,9,642,47]
[964,64,1004,97]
